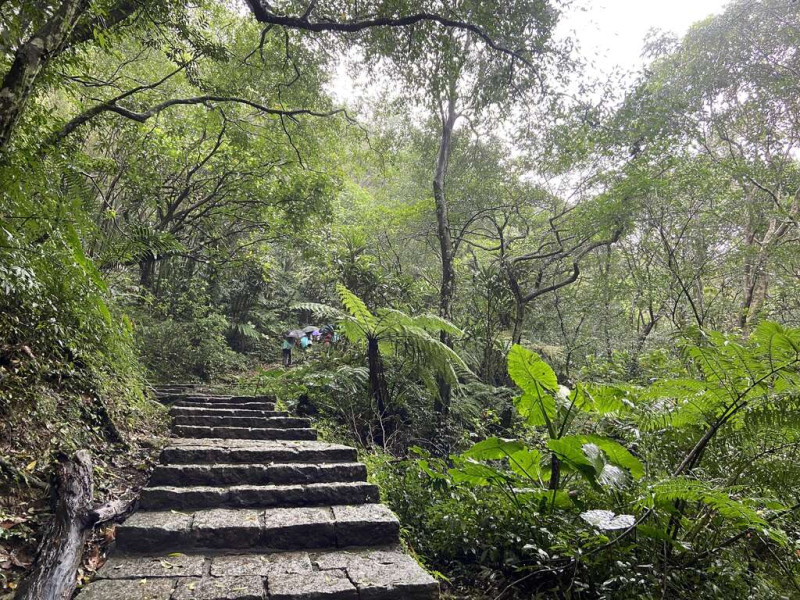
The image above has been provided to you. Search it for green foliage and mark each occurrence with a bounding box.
[380,329,800,597]
[298,284,471,390]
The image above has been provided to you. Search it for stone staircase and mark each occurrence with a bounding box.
[78,392,439,600]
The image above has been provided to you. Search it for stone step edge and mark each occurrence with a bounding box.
[172,427,318,441]
[139,481,379,510]
[172,417,310,426]
[160,445,358,465]
[170,408,287,416]
[149,462,368,485]
[116,504,400,552]
[80,545,439,600]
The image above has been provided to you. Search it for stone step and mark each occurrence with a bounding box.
[173,415,310,429]
[80,546,438,599]
[150,462,367,487]
[139,481,379,510]
[116,504,399,552]
[175,401,276,410]
[160,439,358,465]
[179,395,275,404]
[173,425,316,441]
[170,406,286,418]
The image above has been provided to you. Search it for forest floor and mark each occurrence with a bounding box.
[0,387,168,597]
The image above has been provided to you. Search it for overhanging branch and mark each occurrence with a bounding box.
[51,93,356,145]
[242,1,534,68]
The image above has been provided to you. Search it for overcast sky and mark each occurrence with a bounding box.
[566,0,729,74]
[329,0,731,104]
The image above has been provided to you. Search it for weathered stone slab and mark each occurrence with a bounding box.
[332,504,400,548]
[173,426,317,441]
[140,486,230,510]
[172,576,264,600]
[192,509,262,548]
[141,482,377,511]
[261,507,335,549]
[345,554,438,600]
[97,553,205,579]
[210,552,312,577]
[171,408,285,418]
[312,548,438,599]
[267,463,367,485]
[116,511,193,551]
[173,416,311,429]
[160,440,357,466]
[229,484,306,508]
[299,482,379,506]
[231,482,378,509]
[267,569,357,600]
[150,462,365,487]
[175,402,276,410]
[78,578,176,600]
[230,395,275,403]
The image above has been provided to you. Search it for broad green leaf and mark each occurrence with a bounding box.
[448,459,508,486]
[581,383,632,414]
[508,448,541,481]
[463,437,524,460]
[583,434,644,479]
[515,488,573,509]
[507,344,559,394]
[546,437,598,482]
[514,390,556,427]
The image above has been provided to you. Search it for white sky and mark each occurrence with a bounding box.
[329,0,730,104]
[565,0,729,75]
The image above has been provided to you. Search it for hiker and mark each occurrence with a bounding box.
[282,336,293,366]
[300,333,312,350]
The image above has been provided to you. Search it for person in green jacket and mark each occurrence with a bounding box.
[282,336,293,366]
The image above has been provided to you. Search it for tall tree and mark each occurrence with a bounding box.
[357,0,562,411]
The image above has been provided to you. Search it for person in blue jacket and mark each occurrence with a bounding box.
[300,333,311,350]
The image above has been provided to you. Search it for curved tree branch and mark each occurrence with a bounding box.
[50,93,357,145]
[242,1,535,68]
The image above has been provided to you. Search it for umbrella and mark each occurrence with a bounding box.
[301,326,318,333]
[286,330,305,339]
[320,324,335,334]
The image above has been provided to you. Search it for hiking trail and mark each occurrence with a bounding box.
[77,386,439,600]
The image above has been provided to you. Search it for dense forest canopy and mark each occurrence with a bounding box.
[1,0,799,598]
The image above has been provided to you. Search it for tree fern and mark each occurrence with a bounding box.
[294,285,470,419]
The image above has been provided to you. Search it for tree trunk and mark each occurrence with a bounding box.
[511,300,526,345]
[139,257,156,290]
[0,0,87,152]
[432,93,458,416]
[366,337,390,446]
[15,451,93,600]
[548,453,561,491]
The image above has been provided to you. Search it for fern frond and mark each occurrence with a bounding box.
[336,284,376,328]
[293,302,348,322]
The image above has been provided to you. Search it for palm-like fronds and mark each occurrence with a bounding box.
[294,284,471,393]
